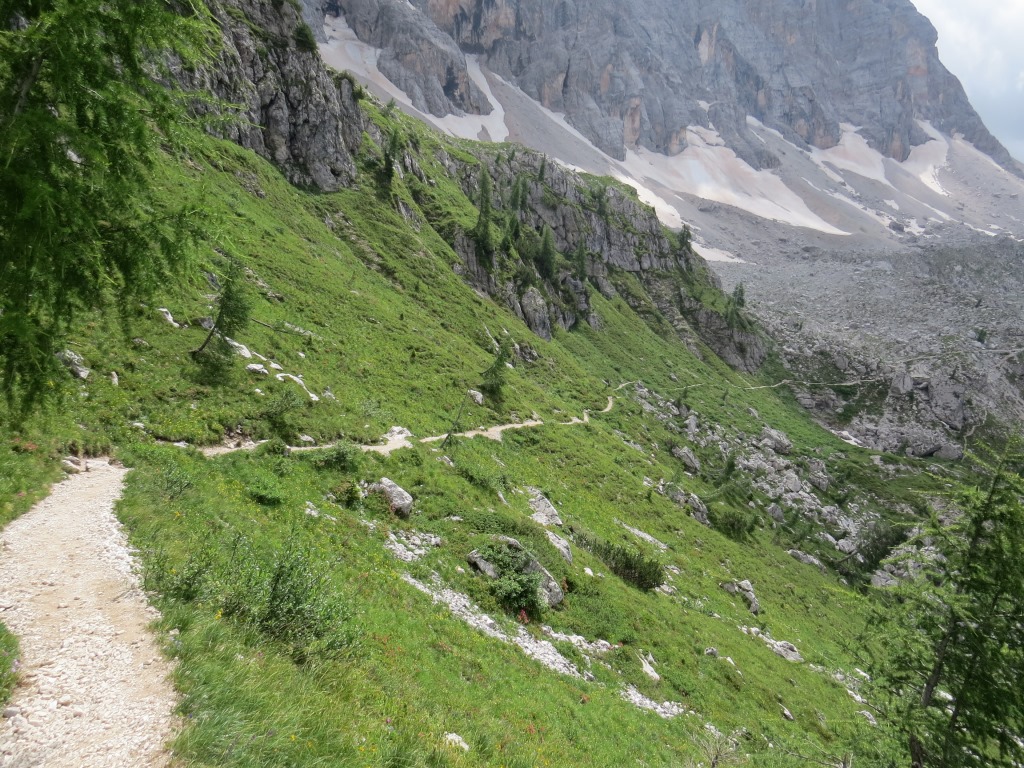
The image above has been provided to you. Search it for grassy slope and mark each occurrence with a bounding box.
[0,111,926,763]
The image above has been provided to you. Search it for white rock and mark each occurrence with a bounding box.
[444,733,470,752]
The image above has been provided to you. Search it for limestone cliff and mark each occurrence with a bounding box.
[314,0,1015,171]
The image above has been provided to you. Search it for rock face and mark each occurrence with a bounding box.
[191,0,364,191]
[319,0,1015,171]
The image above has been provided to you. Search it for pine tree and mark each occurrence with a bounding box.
[0,0,216,412]
[192,262,253,358]
[473,167,494,261]
[537,225,557,280]
[480,337,512,400]
[868,446,1024,767]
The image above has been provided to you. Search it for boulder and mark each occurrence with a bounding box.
[527,488,563,527]
[545,530,573,563]
[467,389,484,406]
[788,549,826,572]
[368,477,414,518]
[761,426,793,455]
[672,446,701,472]
[687,494,710,526]
[469,536,564,607]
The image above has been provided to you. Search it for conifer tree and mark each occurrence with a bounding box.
[473,167,493,260]
[868,446,1024,767]
[0,0,216,412]
[537,225,557,280]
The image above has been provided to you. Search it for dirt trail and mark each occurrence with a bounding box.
[202,394,621,458]
[0,459,178,768]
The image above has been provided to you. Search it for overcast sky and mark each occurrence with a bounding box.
[910,0,1024,162]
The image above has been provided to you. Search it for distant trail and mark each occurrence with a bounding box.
[201,392,621,458]
[0,460,178,768]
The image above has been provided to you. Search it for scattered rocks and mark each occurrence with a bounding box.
[741,626,803,662]
[368,478,414,518]
[620,685,688,719]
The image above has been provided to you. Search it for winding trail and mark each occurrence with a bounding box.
[0,459,178,768]
[202,393,621,458]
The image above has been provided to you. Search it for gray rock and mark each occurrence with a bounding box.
[519,287,552,340]
[767,504,785,523]
[782,471,802,494]
[672,446,701,472]
[788,549,826,572]
[527,488,563,527]
[368,477,414,518]
[486,536,564,608]
[687,494,711,526]
[545,530,573,563]
[467,389,484,406]
[761,427,793,455]
[467,550,500,579]
[56,349,90,380]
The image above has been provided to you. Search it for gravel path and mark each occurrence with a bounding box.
[0,459,178,767]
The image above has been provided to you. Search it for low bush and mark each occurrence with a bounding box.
[574,532,663,591]
[475,541,545,619]
[147,533,357,664]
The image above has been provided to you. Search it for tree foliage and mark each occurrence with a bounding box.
[0,0,216,412]
[472,166,493,261]
[192,261,252,358]
[868,446,1024,767]
[480,336,512,400]
[537,225,557,280]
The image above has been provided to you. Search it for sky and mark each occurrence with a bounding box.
[910,0,1024,162]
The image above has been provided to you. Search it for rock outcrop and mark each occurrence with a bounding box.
[192,0,364,191]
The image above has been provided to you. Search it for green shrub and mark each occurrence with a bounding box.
[708,505,757,541]
[574,532,663,591]
[0,623,19,705]
[476,542,545,619]
[293,22,317,52]
[310,441,361,473]
[148,534,357,664]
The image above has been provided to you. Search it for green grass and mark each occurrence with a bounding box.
[0,623,18,706]
[0,109,938,766]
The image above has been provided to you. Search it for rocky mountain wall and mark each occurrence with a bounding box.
[314,0,1016,172]
[186,0,364,191]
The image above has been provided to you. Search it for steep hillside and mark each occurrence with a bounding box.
[1,0,1020,765]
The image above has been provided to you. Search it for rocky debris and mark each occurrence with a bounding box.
[723,580,759,615]
[620,686,687,719]
[858,711,878,727]
[742,626,803,662]
[467,389,484,406]
[672,446,701,473]
[704,647,719,657]
[368,478,414,518]
[782,706,795,721]
[246,363,269,375]
[542,627,616,656]
[443,733,470,752]
[761,427,793,455]
[638,651,660,682]
[401,573,582,678]
[385,531,442,562]
[685,414,699,440]
[788,550,826,573]
[467,537,564,608]
[767,504,785,523]
[527,488,563,527]
[56,350,89,380]
[619,521,668,552]
[545,530,573,563]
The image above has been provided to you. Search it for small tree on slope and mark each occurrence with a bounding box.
[867,445,1024,767]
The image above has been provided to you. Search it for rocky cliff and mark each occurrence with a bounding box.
[313,0,1015,171]
[189,0,364,191]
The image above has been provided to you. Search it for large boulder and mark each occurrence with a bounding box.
[368,477,413,518]
[468,536,564,608]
